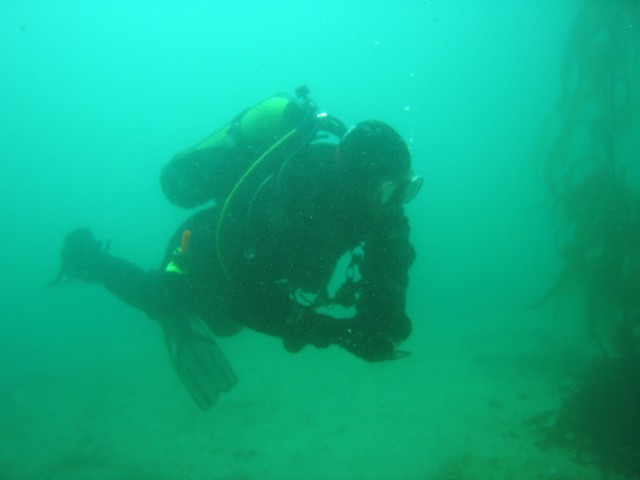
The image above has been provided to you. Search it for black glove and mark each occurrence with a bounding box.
[281,306,405,362]
[50,228,109,285]
[337,327,398,362]
[281,307,341,354]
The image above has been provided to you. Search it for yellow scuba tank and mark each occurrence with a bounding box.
[215,87,329,281]
[160,91,310,208]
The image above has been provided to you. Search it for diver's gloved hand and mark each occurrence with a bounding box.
[337,327,398,362]
[282,306,402,362]
[281,308,339,354]
[56,228,109,283]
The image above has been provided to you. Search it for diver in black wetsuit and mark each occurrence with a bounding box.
[52,88,422,408]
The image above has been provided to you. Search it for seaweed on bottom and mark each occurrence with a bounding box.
[549,356,640,478]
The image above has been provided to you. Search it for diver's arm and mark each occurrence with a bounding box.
[227,278,358,354]
[232,274,403,362]
[356,207,416,344]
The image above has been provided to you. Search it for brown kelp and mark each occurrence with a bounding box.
[536,0,640,358]
[535,1,640,476]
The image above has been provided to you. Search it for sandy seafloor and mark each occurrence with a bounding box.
[0,288,627,480]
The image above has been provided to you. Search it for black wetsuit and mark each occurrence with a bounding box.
[92,143,415,360]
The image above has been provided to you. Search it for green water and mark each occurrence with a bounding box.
[2,1,635,479]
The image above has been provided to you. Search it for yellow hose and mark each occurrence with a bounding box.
[215,128,300,280]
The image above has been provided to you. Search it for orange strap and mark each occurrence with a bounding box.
[180,230,192,254]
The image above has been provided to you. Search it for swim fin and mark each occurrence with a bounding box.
[158,312,237,410]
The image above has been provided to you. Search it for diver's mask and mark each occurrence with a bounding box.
[376,174,423,206]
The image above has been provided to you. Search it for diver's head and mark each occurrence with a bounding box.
[338,120,422,208]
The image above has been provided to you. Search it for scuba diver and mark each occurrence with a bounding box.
[50,86,423,410]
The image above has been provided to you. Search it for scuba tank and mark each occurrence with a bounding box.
[160,86,347,283]
[160,87,317,208]
[213,87,347,282]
